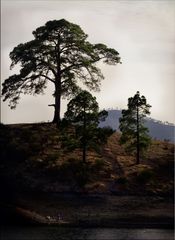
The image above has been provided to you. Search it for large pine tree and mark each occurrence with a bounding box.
[2,19,121,125]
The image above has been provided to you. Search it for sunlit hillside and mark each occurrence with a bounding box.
[0,122,174,197]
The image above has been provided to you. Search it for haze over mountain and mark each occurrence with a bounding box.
[99,110,175,143]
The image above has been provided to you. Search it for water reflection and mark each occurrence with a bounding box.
[1,227,174,240]
[88,228,174,240]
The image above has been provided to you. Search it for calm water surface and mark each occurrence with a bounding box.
[1,227,174,240]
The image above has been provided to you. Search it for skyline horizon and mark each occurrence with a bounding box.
[1,106,175,126]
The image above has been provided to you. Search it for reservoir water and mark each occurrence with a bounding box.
[0,227,174,240]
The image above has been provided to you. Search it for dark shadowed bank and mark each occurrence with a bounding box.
[0,192,174,229]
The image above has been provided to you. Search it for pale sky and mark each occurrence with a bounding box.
[1,0,175,124]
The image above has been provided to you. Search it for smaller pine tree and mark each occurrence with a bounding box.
[119,91,151,164]
[64,90,108,163]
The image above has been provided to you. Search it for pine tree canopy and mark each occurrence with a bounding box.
[119,91,152,164]
[2,19,121,124]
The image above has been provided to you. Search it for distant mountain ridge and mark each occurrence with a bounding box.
[99,109,175,143]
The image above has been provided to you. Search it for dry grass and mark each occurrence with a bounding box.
[1,123,174,195]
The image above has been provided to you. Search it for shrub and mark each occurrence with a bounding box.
[31,142,42,153]
[117,176,128,185]
[158,159,174,176]
[68,160,90,188]
[136,169,154,184]
[93,158,105,170]
[61,135,79,151]
[58,159,90,187]
[45,152,59,164]
[74,163,89,188]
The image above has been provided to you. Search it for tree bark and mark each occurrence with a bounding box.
[52,41,61,126]
[52,90,61,125]
[83,141,86,163]
[52,75,61,125]
[136,105,140,164]
[82,104,87,163]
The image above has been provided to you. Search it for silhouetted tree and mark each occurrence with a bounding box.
[2,19,121,125]
[119,91,151,164]
[64,90,108,163]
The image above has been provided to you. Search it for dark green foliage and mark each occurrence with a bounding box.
[58,158,106,188]
[64,90,109,162]
[2,19,121,124]
[119,91,151,164]
[92,158,105,171]
[96,127,115,144]
[86,127,115,153]
[117,176,128,185]
[136,169,154,184]
[157,159,174,177]
[57,158,90,187]
[74,162,90,188]
[61,134,79,151]
[64,90,100,125]
[45,153,59,164]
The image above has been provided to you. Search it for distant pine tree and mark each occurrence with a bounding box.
[119,91,151,164]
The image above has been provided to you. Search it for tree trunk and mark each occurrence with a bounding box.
[82,105,87,163]
[52,42,61,126]
[52,79,61,126]
[83,141,86,163]
[136,105,140,164]
[52,95,61,125]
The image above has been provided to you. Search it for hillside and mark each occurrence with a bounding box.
[0,122,174,196]
[99,110,175,143]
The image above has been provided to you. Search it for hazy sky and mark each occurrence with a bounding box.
[1,0,175,124]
